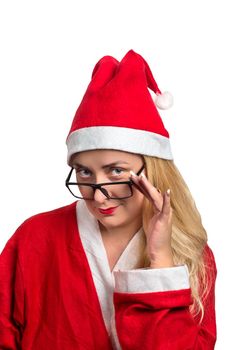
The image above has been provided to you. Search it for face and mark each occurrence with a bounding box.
[71,149,146,234]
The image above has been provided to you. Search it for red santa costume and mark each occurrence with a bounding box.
[0,50,217,349]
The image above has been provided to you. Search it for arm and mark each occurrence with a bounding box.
[0,232,25,349]
[113,246,216,350]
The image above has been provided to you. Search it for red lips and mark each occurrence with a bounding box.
[98,206,118,214]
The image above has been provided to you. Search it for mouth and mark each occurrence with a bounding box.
[98,206,119,214]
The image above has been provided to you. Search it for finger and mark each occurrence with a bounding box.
[130,172,163,213]
[138,175,163,211]
[130,177,152,200]
[130,171,161,197]
[161,189,171,217]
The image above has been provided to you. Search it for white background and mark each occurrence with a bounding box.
[0,1,232,348]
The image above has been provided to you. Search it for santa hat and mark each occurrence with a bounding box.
[66,49,173,165]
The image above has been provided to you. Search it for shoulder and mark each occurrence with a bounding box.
[202,244,217,297]
[203,244,217,274]
[20,201,78,229]
[3,201,78,252]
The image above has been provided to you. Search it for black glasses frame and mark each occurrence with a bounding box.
[65,163,145,200]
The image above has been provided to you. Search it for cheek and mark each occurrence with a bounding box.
[126,190,145,212]
[84,201,97,216]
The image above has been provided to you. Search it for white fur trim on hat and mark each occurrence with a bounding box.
[66,126,173,164]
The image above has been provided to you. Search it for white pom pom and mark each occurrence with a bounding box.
[154,91,173,110]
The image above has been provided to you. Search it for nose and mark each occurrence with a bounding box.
[92,173,110,202]
[93,187,109,203]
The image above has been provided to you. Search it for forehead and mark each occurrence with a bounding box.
[71,149,143,166]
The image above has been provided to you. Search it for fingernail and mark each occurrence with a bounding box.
[166,189,171,196]
[130,170,137,177]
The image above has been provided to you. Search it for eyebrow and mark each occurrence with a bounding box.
[73,161,130,169]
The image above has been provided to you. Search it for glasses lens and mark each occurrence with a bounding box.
[68,182,132,199]
[66,169,82,198]
[104,183,132,199]
[67,183,86,198]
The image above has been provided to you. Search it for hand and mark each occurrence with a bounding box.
[130,171,174,268]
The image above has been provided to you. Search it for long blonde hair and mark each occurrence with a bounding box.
[141,155,210,319]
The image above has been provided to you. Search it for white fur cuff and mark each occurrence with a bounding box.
[113,265,190,293]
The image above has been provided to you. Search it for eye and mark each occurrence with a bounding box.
[76,168,91,178]
[111,168,125,176]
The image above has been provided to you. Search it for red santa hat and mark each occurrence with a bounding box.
[66,49,173,164]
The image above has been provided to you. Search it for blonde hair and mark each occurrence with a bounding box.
[141,155,211,319]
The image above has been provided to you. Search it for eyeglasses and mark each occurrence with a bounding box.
[65,163,145,200]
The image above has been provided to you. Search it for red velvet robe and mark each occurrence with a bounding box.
[0,201,217,349]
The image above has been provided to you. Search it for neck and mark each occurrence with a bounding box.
[98,220,142,243]
[98,219,145,272]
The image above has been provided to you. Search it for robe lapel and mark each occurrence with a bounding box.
[76,200,146,335]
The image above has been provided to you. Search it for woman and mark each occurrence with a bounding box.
[0,50,216,349]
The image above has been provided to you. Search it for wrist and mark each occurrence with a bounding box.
[150,261,175,269]
[149,250,174,269]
